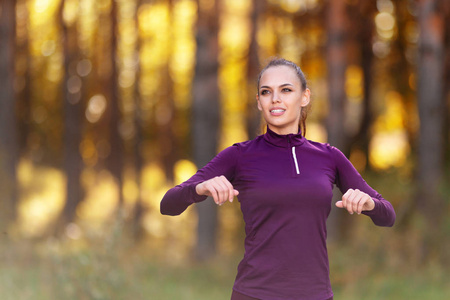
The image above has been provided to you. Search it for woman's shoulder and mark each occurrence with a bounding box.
[232,134,265,150]
[304,138,336,153]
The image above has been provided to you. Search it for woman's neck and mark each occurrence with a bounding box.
[267,124,299,136]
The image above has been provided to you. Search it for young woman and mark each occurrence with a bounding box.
[161,58,396,300]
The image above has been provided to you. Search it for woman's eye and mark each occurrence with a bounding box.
[261,90,269,95]
[282,88,292,92]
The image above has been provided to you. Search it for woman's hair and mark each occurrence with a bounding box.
[257,58,310,136]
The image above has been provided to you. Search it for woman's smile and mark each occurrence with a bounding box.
[270,107,286,116]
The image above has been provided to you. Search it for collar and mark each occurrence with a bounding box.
[263,126,306,148]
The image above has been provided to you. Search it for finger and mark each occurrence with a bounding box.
[347,189,361,214]
[344,189,356,214]
[361,195,374,212]
[220,176,235,202]
[216,178,230,205]
[357,194,369,214]
[335,200,343,208]
[204,180,221,205]
[349,189,359,214]
[207,182,220,205]
[352,190,364,215]
[220,175,234,202]
[342,189,353,209]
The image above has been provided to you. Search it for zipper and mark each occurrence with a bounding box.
[287,135,300,175]
[292,146,300,175]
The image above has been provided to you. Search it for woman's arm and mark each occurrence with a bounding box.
[332,147,396,227]
[160,145,239,216]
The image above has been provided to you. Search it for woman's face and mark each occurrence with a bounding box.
[257,65,310,135]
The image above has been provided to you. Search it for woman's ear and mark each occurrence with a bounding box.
[301,88,311,107]
[256,94,262,111]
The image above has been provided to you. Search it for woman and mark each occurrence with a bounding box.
[161,58,395,300]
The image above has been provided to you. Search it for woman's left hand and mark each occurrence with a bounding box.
[335,189,375,215]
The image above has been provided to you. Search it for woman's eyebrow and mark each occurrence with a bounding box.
[260,83,294,89]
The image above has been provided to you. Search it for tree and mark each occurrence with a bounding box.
[324,0,351,241]
[16,0,32,154]
[106,0,125,211]
[192,0,221,260]
[416,0,446,261]
[348,1,377,165]
[159,0,177,182]
[246,0,265,139]
[59,0,84,226]
[0,0,19,227]
[132,0,145,240]
[325,0,350,155]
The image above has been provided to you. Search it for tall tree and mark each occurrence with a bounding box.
[348,1,377,167]
[192,0,221,260]
[0,0,19,227]
[59,0,84,225]
[325,0,350,155]
[416,0,446,261]
[246,0,265,139]
[159,0,177,182]
[132,0,145,240]
[106,0,125,210]
[324,0,351,241]
[391,0,416,150]
[16,0,32,154]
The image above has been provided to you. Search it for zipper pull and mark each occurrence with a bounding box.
[292,146,300,175]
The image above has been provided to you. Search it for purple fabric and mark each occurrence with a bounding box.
[161,127,395,300]
[231,290,261,300]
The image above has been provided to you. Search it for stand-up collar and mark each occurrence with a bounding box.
[263,126,305,148]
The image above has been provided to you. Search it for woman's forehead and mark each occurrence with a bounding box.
[260,65,300,86]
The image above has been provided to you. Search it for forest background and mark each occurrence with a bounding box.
[0,0,449,299]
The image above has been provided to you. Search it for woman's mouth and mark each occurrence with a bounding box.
[270,109,286,116]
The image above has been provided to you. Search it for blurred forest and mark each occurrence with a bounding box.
[0,0,449,299]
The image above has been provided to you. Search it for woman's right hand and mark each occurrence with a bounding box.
[195,176,239,206]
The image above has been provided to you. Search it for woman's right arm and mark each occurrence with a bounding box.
[160,145,239,216]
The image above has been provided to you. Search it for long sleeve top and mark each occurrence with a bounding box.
[161,127,396,300]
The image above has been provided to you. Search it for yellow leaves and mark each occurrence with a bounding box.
[370,91,410,170]
[370,131,410,170]
[80,138,98,166]
[17,159,65,237]
[138,3,170,40]
[77,169,119,222]
[345,65,363,102]
[174,159,197,184]
[374,91,406,132]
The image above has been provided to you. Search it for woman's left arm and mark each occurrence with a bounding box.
[332,147,396,227]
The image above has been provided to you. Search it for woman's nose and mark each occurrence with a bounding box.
[272,92,281,103]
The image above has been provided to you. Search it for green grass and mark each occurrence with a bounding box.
[1,238,449,300]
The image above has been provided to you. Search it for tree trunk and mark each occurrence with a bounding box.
[16,0,32,154]
[246,0,265,139]
[325,0,349,154]
[444,3,450,167]
[60,0,84,226]
[0,0,19,228]
[348,1,376,170]
[392,0,416,151]
[324,0,350,242]
[416,0,446,261]
[107,0,124,211]
[132,0,145,241]
[193,0,221,261]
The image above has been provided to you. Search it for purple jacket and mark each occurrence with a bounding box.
[161,127,395,300]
